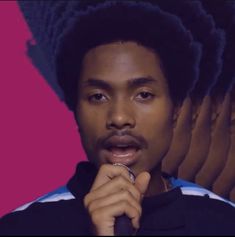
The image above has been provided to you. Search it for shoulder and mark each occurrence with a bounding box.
[179,194,235,234]
[13,186,75,212]
[168,175,235,208]
[170,178,235,234]
[0,186,89,235]
[180,189,235,214]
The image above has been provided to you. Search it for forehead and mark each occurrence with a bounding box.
[80,41,166,86]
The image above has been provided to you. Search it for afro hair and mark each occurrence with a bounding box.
[200,0,235,98]
[154,0,226,102]
[18,0,202,111]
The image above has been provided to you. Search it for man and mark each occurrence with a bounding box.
[0,1,235,235]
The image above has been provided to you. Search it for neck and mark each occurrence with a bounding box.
[145,165,169,197]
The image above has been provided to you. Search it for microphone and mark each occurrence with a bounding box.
[114,215,135,236]
[113,163,136,236]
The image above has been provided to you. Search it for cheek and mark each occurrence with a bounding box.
[76,105,105,145]
[138,101,173,154]
[138,100,173,134]
[148,119,173,149]
[77,102,105,126]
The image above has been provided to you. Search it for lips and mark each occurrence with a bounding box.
[101,148,141,167]
[108,147,138,156]
[101,135,142,166]
[103,135,141,150]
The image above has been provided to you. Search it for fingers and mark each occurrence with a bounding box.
[90,164,132,191]
[84,174,141,208]
[84,164,150,235]
[90,200,141,230]
[87,189,142,215]
[135,171,151,196]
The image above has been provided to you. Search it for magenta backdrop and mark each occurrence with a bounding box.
[0,1,86,217]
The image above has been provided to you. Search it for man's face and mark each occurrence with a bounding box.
[76,41,173,175]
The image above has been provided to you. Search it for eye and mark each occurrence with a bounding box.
[88,93,108,103]
[136,91,155,101]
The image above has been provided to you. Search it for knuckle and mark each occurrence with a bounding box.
[133,207,141,217]
[120,196,142,216]
[87,201,95,213]
[117,176,130,187]
[91,209,106,225]
[100,164,110,173]
[83,194,90,208]
[132,204,141,216]
[116,175,125,183]
[90,210,100,224]
[116,165,129,176]
[138,206,142,216]
[130,187,141,201]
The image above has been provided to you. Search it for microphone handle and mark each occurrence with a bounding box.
[114,214,135,236]
[113,163,136,235]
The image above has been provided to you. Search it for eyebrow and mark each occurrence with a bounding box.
[82,76,158,90]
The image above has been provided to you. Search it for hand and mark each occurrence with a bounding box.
[84,164,150,236]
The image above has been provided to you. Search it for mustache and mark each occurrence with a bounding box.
[97,130,148,149]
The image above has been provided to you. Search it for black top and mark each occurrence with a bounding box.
[0,162,235,236]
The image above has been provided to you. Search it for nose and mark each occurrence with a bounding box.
[106,100,136,130]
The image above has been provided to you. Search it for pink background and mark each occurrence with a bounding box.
[0,1,86,217]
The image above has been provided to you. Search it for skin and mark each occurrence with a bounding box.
[213,89,235,197]
[196,93,231,189]
[75,41,176,235]
[178,96,212,181]
[177,89,234,199]
[162,97,192,176]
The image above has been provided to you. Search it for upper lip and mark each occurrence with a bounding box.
[103,135,141,150]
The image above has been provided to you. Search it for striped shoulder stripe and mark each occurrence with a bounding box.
[180,186,235,208]
[168,177,235,208]
[14,186,75,212]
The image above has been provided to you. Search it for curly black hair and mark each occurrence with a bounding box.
[200,0,235,99]
[153,0,225,103]
[55,1,201,110]
[18,0,202,111]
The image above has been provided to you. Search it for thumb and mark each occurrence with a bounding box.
[134,172,151,196]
